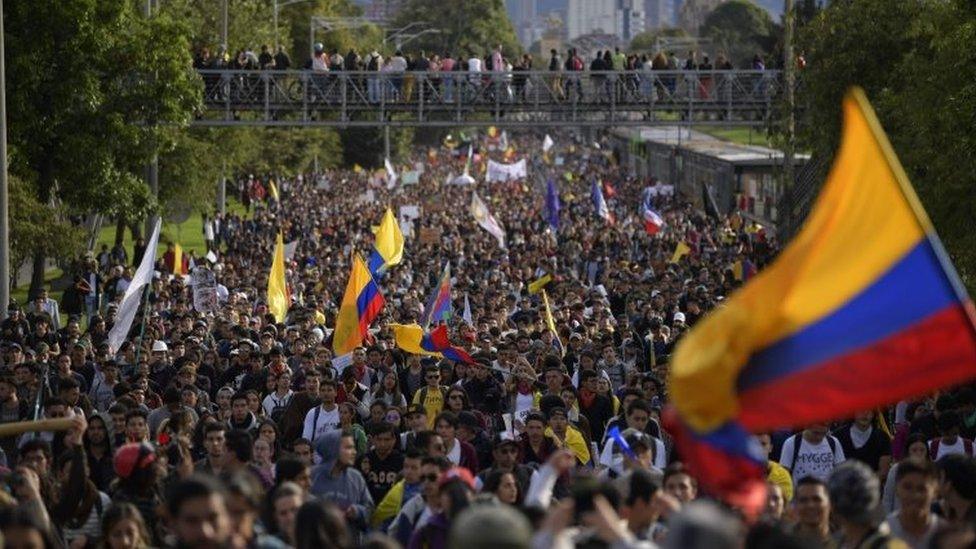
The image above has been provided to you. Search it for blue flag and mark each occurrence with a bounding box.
[545,179,560,231]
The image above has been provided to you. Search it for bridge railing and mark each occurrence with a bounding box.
[195,69,783,125]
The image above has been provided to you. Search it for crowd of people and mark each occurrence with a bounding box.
[194,42,780,105]
[0,130,973,549]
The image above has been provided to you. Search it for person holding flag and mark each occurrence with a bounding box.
[591,180,615,225]
[422,263,452,328]
[665,88,976,518]
[333,253,386,356]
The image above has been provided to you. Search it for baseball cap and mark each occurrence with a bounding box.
[673,312,686,323]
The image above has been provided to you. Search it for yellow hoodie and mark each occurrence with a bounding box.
[547,425,591,464]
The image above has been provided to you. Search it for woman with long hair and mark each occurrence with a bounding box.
[339,402,368,456]
[258,419,282,461]
[371,372,407,410]
[99,503,152,549]
[445,387,470,414]
[482,469,519,505]
[294,499,351,549]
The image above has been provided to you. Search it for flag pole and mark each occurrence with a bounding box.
[132,278,153,368]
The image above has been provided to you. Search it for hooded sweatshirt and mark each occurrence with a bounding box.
[310,431,374,531]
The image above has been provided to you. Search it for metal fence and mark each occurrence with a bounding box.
[194,69,784,127]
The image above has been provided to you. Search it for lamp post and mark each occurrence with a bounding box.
[0,0,9,318]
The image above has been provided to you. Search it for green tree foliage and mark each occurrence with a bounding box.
[700,0,778,67]
[9,177,85,276]
[797,0,976,288]
[628,28,690,54]
[4,0,200,290]
[392,0,521,58]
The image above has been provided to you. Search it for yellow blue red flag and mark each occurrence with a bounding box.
[333,254,385,355]
[665,88,976,516]
[391,323,475,363]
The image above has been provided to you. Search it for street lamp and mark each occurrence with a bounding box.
[274,0,311,52]
[394,28,442,52]
[383,21,430,47]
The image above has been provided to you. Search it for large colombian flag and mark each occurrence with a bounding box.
[390,324,475,364]
[422,263,453,328]
[665,88,976,516]
[333,254,386,355]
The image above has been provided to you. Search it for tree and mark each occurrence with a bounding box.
[795,0,976,289]
[700,0,778,67]
[8,177,85,285]
[392,0,521,58]
[4,0,201,292]
[677,0,726,34]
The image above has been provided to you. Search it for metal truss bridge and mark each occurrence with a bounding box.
[193,69,785,128]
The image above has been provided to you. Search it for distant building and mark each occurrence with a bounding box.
[566,0,644,41]
[508,0,546,47]
[643,0,675,28]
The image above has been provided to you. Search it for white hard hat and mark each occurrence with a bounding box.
[152,340,169,353]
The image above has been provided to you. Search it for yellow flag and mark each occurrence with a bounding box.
[172,243,184,275]
[542,290,565,357]
[670,241,691,264]
[353,164,363,173]
[374,208,404,267]
[268,180,279,201]
[528,274,552,295]
[267,232,288,323]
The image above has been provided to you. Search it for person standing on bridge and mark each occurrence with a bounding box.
[548,49,563,101]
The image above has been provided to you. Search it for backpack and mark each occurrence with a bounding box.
[929,438,975,460]
[789,433,837,471]
[367,54,379,72]
[571,56,584,71]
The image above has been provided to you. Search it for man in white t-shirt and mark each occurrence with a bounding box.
[928,411,974,460]
[779,424,846,486]
[303,378,340,443]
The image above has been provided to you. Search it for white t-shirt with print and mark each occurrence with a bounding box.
[779,434,846,485]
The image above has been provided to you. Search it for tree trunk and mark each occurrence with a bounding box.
[129,222,143,242]
[114,217,126,247]
[29,159,55,298]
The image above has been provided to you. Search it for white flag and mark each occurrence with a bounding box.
[205,250,218,263]
[464,144,473,175]
[108,219,162,354]
[470,192,506,249]
[499,130,509,151]
[385,157,398,189]
[462,293,473,326]
[542,134,554,153]
[284,239,300,261]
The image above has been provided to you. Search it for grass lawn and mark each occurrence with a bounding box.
[94,199,249,262]
[698,125,773,147]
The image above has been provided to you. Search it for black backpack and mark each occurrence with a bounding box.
[788,433,837,471]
